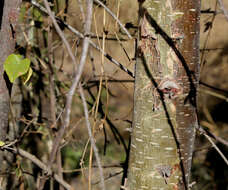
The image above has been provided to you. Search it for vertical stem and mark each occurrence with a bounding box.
[88,132,94,190]
[128,0,200,189]
[0,0,22,189]
[47,18,56,129]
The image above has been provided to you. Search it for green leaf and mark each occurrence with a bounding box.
[3,54,31,83]
[0,141,5,147]
[15,167,22,178]
[33,7,43,22]
[22,67,33,85]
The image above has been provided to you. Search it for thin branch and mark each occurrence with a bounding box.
[47,18,57,129]
[79,84,106,190]
[31,0,135,78]
[197,126,228,166]
[201,9,217,14]
[200,47,224,52]
[63,164,122,173]
[213,135,228,147]
[87,79,134,84]
[200,81,228,94]
[90,41,135,78]
[1,147,73,190]
[200,2,217,70]
[199,88,228,102]
[43,0,93,164]
[204,134,228,165]
[77,0,86,24]
[93,0,133,39]
[43,0,77,68]
[92,170,123,185]
[217,0,228,22]
[40,1,94,189]
[42,0,95,188]
[89,35,128,41]
[200,121,228,147]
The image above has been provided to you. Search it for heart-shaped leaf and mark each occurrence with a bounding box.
[3,54,31,83]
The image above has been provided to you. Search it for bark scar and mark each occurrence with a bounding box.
[150,78,183,111]
[156,165,172,184]
[158,78,183,99]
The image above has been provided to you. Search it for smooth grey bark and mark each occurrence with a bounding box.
[128,0,200,189]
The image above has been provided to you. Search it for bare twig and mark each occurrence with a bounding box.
[213,135,228,147]
[1,146,73,190]
[89,34,129,41]
[217,0,228,22]
[77,0,85,24]
[200,121,228,147]
[90,40,134,78]
[197,126,228,166]
[200,2,217,70]
[87,79,134,84]
[92,170,123,185]
[204,133,228,165]
[43,0,77,68]
[43,0,93,162]
[63,164,122,173]
[86,5,107,190]
[41,0,93,188]
[200,47,224,52]
[94,0,133,39]
[199,88,228,102]
[57,149,64,190]
[201,9,217,14]
[79,84,106,190]
[200,81,228,94]
[47,18,57,129]
[31,0,135,78]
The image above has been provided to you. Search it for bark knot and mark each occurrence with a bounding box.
[156,165,172,184]
[159,78,183,99]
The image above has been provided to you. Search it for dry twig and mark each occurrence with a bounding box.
[79,84,106,190]
[39,0,96,189]
[217,0,228,22]
[31,0,135,78]
[1,146,73,190]
[197,126,228,166]
[204,133,228,165]
[40,0,106,189]
[94,0,133,39]
[42,0,92,164]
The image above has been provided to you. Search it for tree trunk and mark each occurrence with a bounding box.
[0,0,22,189]
[128,0,200,189]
